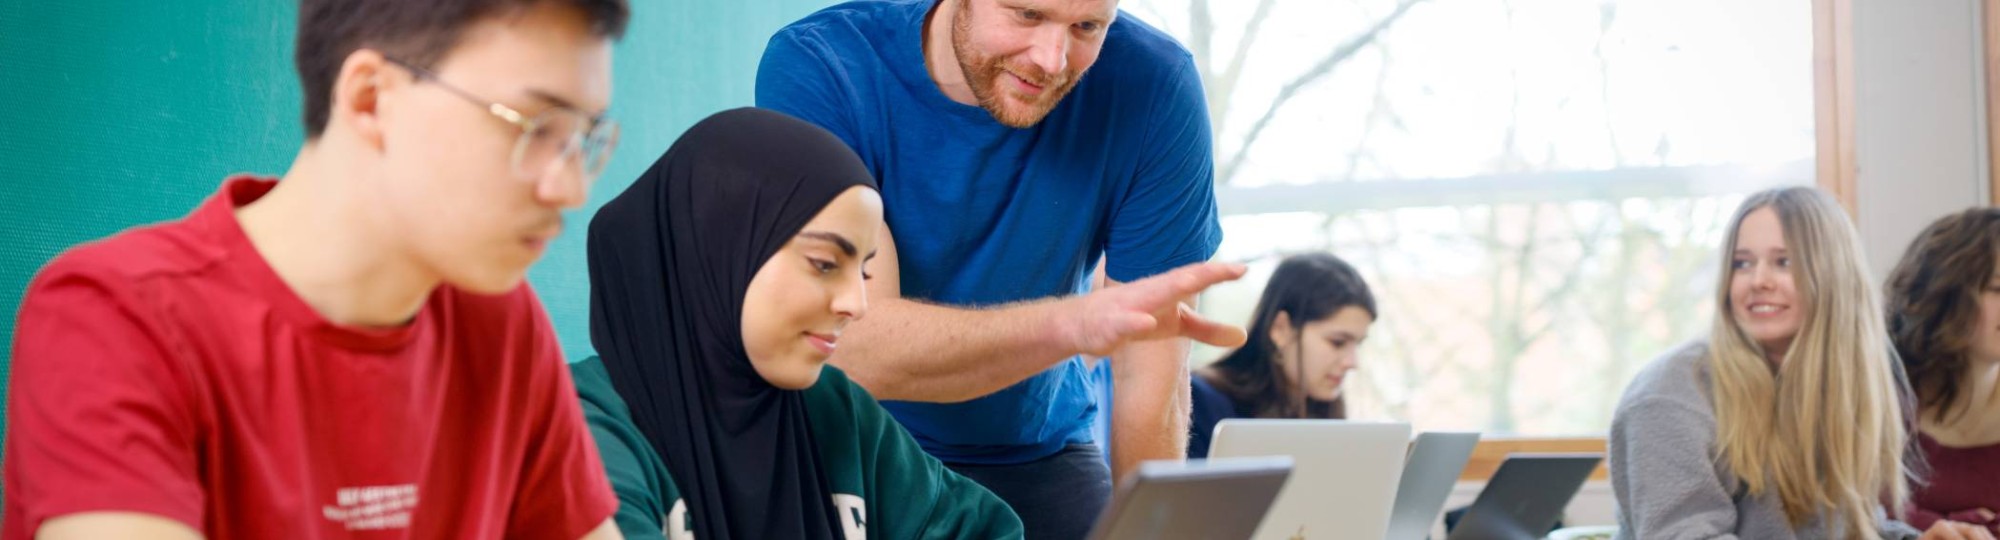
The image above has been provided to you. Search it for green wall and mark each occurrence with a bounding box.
[0,0,838,439]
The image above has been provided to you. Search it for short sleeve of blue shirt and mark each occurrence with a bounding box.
[1095,50,1224,283]
[756,0,1222,464]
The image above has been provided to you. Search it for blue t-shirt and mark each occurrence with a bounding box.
[756,0,1222,464]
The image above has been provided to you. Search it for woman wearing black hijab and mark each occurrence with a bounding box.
[569,108,1022,540]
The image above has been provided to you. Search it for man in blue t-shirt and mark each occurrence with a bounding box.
[757,0,1244,536]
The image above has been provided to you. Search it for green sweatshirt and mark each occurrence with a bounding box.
[570,357,1024,540]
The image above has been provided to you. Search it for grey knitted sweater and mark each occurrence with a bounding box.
[1609,341,1920,540]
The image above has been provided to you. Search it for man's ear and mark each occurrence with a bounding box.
[327,48,394,151]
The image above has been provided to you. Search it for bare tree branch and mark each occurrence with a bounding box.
[1205,0,1280,130]
[1344,211,1433,415]
[1217,0,1427,185]
[1594,1,1624,167]
[1341,47,1396,181]
[1189,0,1212,78]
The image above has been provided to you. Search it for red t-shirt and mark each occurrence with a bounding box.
[4,177,616,538]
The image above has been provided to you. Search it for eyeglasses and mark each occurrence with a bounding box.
[383,56,620,184]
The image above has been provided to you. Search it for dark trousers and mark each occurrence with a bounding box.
[947,443,1114,540]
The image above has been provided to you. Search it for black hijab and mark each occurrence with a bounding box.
[588,108,878,539]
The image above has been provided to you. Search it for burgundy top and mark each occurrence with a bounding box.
[1907,432,2000,534]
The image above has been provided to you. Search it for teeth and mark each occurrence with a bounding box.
[1750,305,1780,314]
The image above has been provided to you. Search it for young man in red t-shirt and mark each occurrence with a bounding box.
[5,0,631,538]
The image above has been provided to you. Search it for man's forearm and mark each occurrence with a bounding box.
[1109,334,1193,483]
[828,296,1082,403]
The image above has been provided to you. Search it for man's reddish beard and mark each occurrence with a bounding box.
[951,0,1083,127]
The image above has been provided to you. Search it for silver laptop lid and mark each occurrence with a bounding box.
[1383,432,1481,540]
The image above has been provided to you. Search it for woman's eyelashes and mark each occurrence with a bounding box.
[1729,257,1791,271]
[806,255,873,281]
[809,257,838,275]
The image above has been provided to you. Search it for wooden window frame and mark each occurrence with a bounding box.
[1989,0,2000,204]
[1459,437,1609,482]
[1815,0,1861,215]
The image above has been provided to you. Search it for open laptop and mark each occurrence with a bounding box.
[1209,419,1413,540]
[1085,456,1294,540]
[1384,432,1482,540]
[1444,453,1603,540]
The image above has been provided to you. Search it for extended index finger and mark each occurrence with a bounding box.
[1127,262,1248,308]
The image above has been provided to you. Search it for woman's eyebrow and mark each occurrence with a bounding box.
[798,231,856,257]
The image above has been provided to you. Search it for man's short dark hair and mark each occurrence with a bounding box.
[295,0,629,138]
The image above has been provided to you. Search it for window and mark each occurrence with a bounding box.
[1129,0,1817,435]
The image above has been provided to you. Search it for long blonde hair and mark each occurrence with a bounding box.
[1707,187,1911,537]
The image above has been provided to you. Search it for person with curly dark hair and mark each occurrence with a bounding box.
[1886,207,2000,537]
